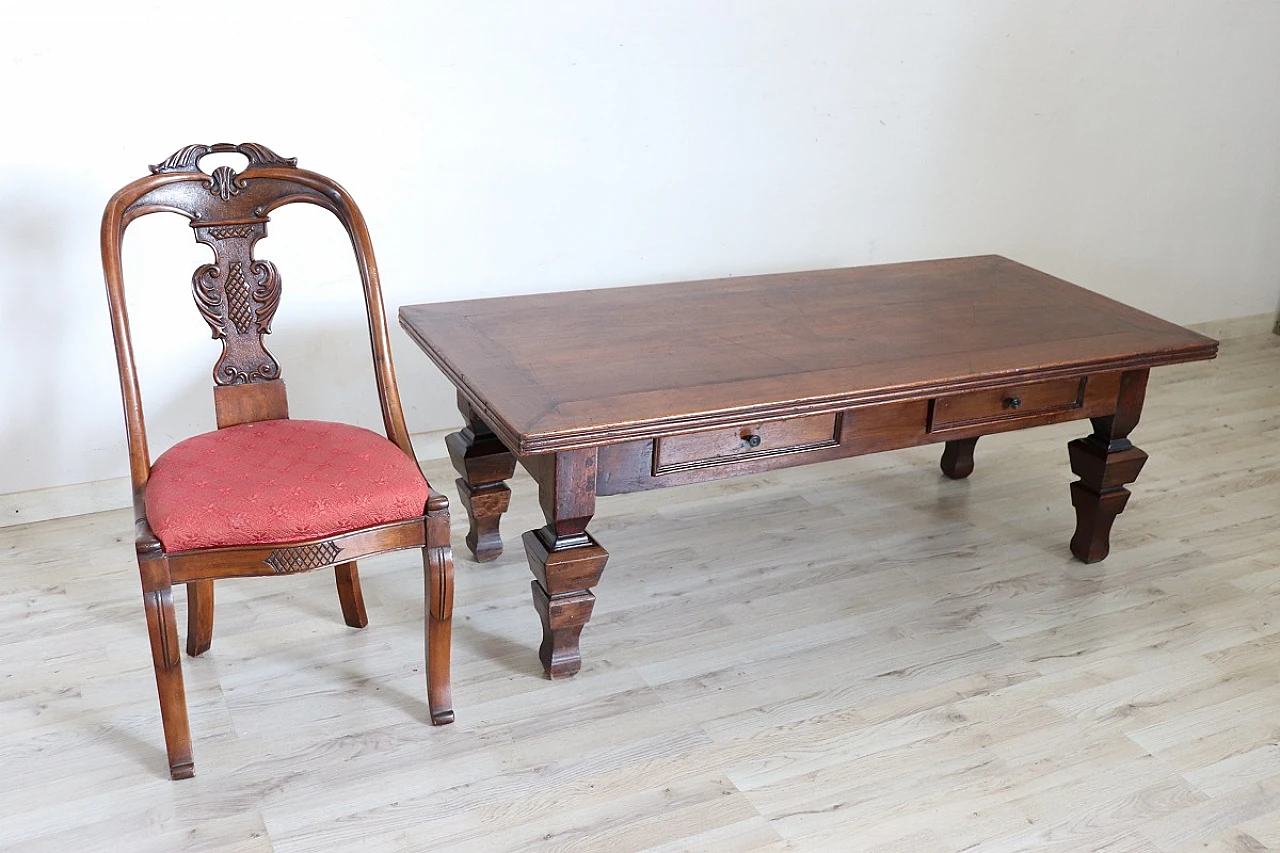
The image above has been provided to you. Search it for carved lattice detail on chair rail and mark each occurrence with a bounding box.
[265,541,342,574]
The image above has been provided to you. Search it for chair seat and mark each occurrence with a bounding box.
[145,419,430,552]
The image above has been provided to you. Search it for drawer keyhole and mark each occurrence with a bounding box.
[1005,396,1023,410]
[742,433,762,448]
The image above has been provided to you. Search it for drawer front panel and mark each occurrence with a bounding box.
[654,414,840,473]
[930,377,1086,431]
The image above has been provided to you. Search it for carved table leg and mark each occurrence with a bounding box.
[522,448,609,678]
[445,394,516,562]
[940,437,979,480]
[1068,369,1150,563]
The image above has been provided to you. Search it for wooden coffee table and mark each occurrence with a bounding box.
[399,255,1218,678]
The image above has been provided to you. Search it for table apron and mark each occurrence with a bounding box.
[595,370,1124,496]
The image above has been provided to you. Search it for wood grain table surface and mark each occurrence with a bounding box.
[399,255,1216,455]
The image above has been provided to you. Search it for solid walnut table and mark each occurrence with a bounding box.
[399,255,1218,678]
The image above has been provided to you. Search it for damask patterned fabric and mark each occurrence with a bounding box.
[145,419,430,552]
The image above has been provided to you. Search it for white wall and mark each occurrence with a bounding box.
[3,1,1279,497]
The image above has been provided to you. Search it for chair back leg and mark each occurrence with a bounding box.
[335,561,369,628]
[185,580,215,657]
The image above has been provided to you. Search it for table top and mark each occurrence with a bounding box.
[399,255,1218,454]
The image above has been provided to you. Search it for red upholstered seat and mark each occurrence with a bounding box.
[145,419,430,552]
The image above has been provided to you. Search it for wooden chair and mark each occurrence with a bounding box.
[99,143,454,780]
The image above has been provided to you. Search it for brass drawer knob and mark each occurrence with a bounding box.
[1005,396,1023,410]
[742,433,762,448]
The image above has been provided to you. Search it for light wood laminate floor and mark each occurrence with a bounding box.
[2,331,1277,852]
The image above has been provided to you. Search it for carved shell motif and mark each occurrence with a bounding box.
[149,142,298,200]
[150,142,298,174]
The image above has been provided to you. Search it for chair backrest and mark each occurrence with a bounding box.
[101,142,415,496]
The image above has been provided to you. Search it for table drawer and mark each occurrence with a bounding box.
[654,413,840,473]
[930,377,1086,431]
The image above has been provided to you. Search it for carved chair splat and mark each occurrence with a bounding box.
[101,143,454,780]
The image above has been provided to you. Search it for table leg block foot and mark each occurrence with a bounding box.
[457,478,511,562]
[940,437,978,480]
[446,421,516,563]
[1067,438,1148,563]
[524,528,609,678]
[531,582,595,679]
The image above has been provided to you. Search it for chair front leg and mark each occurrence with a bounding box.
[141,560,194,779]
[424,491,455,725]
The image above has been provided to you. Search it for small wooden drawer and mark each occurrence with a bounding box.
[654,413,840,473]
[930,377,1086,431]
